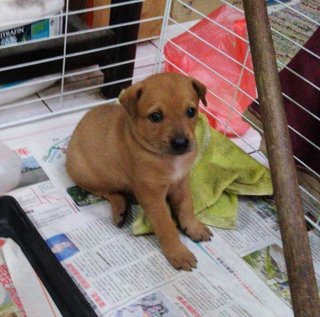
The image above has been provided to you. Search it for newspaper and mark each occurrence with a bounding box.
[1,110,319,316]
[216,197,320,306]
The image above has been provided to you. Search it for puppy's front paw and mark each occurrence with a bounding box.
[163,243,197,271]
[181,220,213,242]
[104,193,127,227]
[112,211,126,227]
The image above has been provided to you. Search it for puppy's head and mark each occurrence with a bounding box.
[119,72,207,156]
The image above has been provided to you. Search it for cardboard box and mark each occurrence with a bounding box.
[139,0,166,39]
[89,0,241,40]
[92,0,110,27]
[91,0,166,39]
[170,0,222,23]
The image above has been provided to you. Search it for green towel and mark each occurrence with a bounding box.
[132,113,273,235]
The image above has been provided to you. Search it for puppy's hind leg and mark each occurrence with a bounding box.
[102,192,127,227]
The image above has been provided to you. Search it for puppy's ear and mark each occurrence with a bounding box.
[192,78,207,107]
[119,82,143,117]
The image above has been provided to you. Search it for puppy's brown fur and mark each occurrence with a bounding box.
[66,73,212,270]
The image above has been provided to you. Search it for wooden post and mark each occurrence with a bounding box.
[242,1,320,316]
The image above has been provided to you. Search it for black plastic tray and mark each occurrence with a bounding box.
[0,196,97,317]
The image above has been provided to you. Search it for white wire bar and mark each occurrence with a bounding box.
[0,17,161,72]
[3,2,317,175]
[273,0,320,26]
[300,185,320,207]
[60,0,71,107]
[164,55,319,158]
[167,17,254,75]
[0,25,160,72]
[69,16,162,38]
[174,0,249,44]
[170,1,320,121]
[0,15,161,52]
[168,33,319,124]
[219,0,320,61]
[165,38,256,102]
[223,46,251,136]
[154,0,173,72]
[0,66,154,114]
[160,2,320,180]
[0,72,153,130]
[164,59,266,157]
[163,39,320,153]
[163,58,264,134]
[0,0,145,30]
[215,0,320,101]
[0,55,155,96]
[1,0,319,232]
[283,93,320,123]
[305,215,320,232]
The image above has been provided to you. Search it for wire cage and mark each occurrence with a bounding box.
[1,0,318,231]
[0,0,319,315]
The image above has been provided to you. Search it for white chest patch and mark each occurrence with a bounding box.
[171,157,189,183]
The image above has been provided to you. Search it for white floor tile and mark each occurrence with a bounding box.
[38,68,106,112]
[0,24,197,123]
[135,42,158,68]
[133,65,155,82]
[250,151,269,167]
[230,127,262,153]
[151,20,199,49]
[0,94,50,126]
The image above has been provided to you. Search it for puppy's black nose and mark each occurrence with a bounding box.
[170,137,189,154]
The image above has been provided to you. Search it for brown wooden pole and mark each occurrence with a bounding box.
[242,1,320,316]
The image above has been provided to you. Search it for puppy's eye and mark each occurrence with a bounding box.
[186,107,196,118]
[148,111,163,123]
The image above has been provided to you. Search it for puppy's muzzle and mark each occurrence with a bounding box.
[170,136,190,155]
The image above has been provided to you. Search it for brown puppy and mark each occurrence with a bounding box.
[66,72,212,270]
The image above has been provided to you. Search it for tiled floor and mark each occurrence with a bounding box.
[0,41,159,127]
[0,22,264,161]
